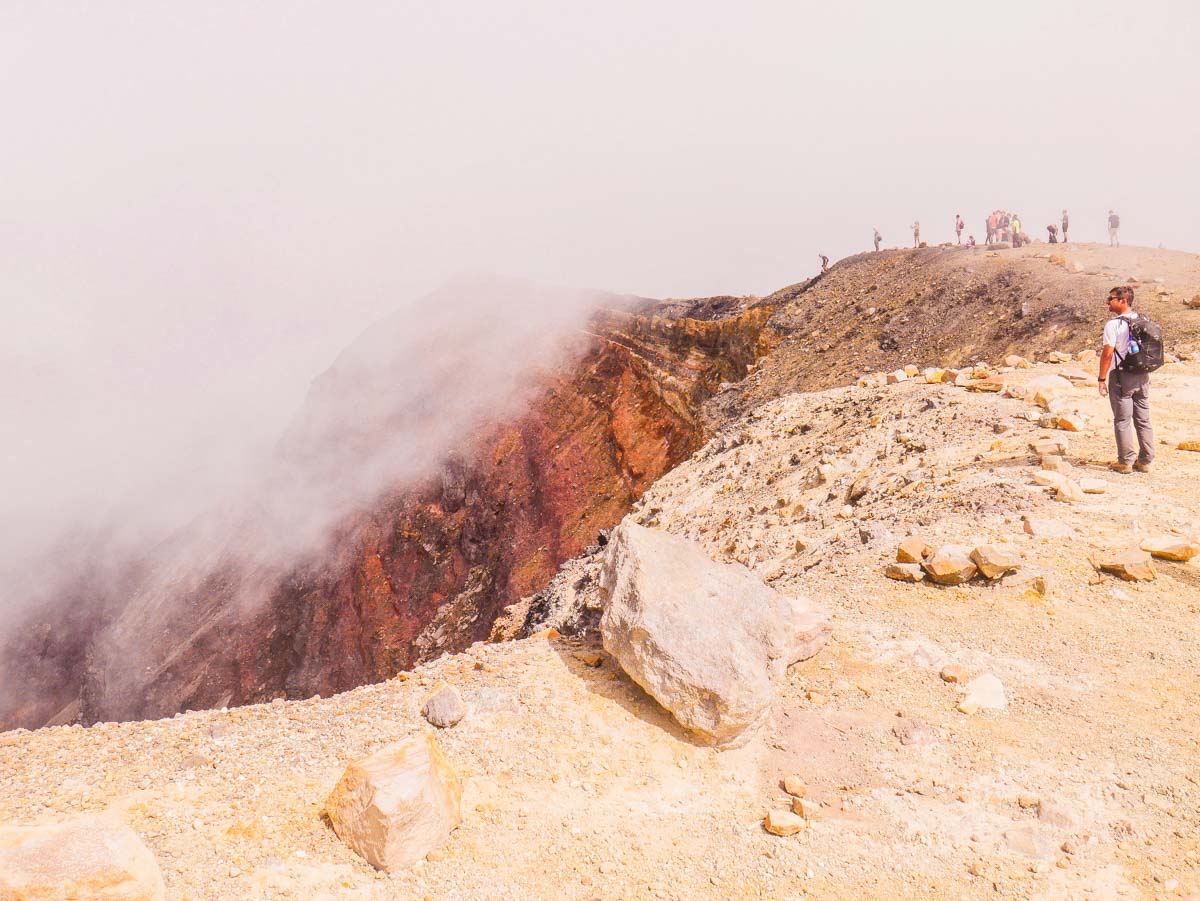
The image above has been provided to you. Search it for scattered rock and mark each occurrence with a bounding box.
[790,797,820,820]
[421,683,466,728]
[1140,536,1200,561]
[970,545,1021,579]
[1055,480,1085,504]
[599,521,831,747]
[781,776,807,798]
[1079,478,1107,495]
[1004,355,1031,368]
[939,664,969,683]
[1017,793,1040,809]
[1030,436,1069,457]
[763,810,806,836]
[0,815,166,901]
[922,545,977,585]
[1022,517,1076,539]
[896,536,931,563]
[1025,375,1074,411]
[957,674,1006,714]
[1097,549,1156,582]
[1037,800,1076,828]
[1032,471,1066,489]
[1184,295,1200,310]
[1041,456,1073,474]
[885,562,925,582]
[324,734,463,872]
[1056,413,1086,432]
[1003,824,1056,859]
[1179,440,1200,451]
[887,369,909,385]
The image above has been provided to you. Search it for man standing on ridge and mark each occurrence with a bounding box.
[955,214,964,244]
[1061,209,1070,243]
[1098,285,1153,473]
[911,221,920,247]
[1108,209,1121,246]
[819,254,830,273]
[873,228,882,252]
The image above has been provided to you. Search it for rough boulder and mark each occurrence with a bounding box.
[599,521,830,748]
[324,735,463,872]
[0,815,165,901]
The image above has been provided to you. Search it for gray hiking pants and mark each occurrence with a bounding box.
[1108,370,1154,465]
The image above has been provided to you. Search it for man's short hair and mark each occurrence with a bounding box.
[1109,285,1135,304]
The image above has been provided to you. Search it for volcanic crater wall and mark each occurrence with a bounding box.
[1,298,774,730]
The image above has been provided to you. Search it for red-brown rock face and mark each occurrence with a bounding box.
[2,295,773,729]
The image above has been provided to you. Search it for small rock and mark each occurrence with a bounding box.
[887,370,909,385]
[1040,456,1073,474]
[581,653,603,667]
[1032,471,1067,489]
[1017,794,1040,809]
[970,545,1020,579]
[1056,413,1086,432]
[1005,355,1030,368]
[1097,549,1156,582]
[957,674,1006,714]
[885,562,925,582]
[421,684,466,728]
[1140,536,1200,561]
[1003,824,1056,859]
[790,797,820,820]
[896,536,931,563]
[1178,439,1200,451]
[1055,480,1085,503]
[764,810,806,836]
[922,545,977,585]
[1038,800,1076,828]
[1061,839,1078,855]
[1030,436,1069,457]
[1022,517,1076,539]
[1079,478,1107,494]
[781,776,807,798]
[1025,375,1074,411]
[940,664,969,683]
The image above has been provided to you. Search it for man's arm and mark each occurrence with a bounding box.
[1098,344,1115,396]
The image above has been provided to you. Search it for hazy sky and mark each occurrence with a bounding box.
[2,1,1197,583]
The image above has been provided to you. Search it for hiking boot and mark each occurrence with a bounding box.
[1109,462,1133,474]
[1133,461,1152,473]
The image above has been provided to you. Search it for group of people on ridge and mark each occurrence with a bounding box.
[861,208,1120,254]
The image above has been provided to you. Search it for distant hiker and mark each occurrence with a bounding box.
[1098,285,1156,472]
[986,212,998,245]
[1061,209,1069,243]
[966,234,976,248]
[955,214,964,244]
[873,228,882,252]
[819,254,830,273]
[911,221,920,248]
[999,212,1011,243]
[1011,213,1023,247]
[1047,223,1058,244]
[1108,209,1121,246]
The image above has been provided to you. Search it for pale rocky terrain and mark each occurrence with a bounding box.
[3,245,1200,900]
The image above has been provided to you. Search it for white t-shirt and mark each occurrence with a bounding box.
[1103,312,1138,363]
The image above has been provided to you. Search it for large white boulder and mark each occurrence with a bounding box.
[0,815,165,901]
[324,734,463,872]
[599,521,830,748]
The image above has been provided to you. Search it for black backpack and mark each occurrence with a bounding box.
[1115,313,1164,373]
